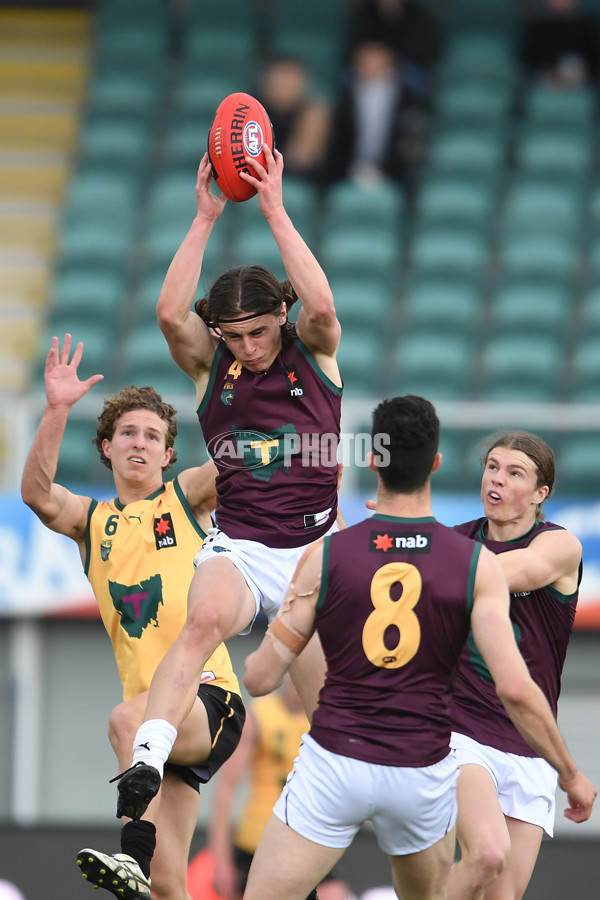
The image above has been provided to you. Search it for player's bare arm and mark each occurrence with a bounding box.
[244,145,341,371]
[471,547,596,821]
[156,155,226,383]
[21,335,98,544]
[177,459,218,529]
[244,541,323,696]
[497,529,582,595]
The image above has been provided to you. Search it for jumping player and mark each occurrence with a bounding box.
[114,144,342,822]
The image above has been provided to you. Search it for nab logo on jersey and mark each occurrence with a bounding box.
[370,531,432,553]
[154,513,177,550]
[286,368,304,398]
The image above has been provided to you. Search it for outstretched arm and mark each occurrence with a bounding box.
[21,335,101,541]
[242,146,341,366]
[156,154,227,382]
[471,547,597,823]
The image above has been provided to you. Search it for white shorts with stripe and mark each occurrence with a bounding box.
[193,523,338,633]
[273,733,458,855]
[451,731,557,835]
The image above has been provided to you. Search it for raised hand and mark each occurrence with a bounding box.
[45,334,104,409]
[195,152,228,221]
[241,144,284,219]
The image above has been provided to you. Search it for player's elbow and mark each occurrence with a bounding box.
[243,663,280,698]
[495,676,532,714]
[243,670,268,697]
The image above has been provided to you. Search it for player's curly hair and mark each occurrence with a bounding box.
[195,264,298,345]
[480,430,555,522]
[94,386,178,470]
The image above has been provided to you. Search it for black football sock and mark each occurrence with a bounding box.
[120,819,156,878]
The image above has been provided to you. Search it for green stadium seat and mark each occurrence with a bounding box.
[499,233,578,283]
[231,229,286,278]
[146,170,198,228]
[335,326,385,396]
[402,278,483,336]
[181,29,258,86]
[522,85,596,131]
[330,278,392,328]
[143,221,227,276]
[557,435,600,494]
[58,219,134,270]
[390,331,475,395]
[320,231,401,283]
[578,284,600,334]
[491,280,571,339]
[63,169,138,228]
[515,131,594,183]
[569,334,600,396]
[51,267,125,317]
[435,81,513,128]
[501,180,584,240]
[163,118,215,170]
[427,130,505,179]
[323,179,404,238]
[171,71,247,120]
[95,22,167,72]
[417,176,497,230]
[587,182,600,237]
[479,334,564,397]
[440,31,516,81]
[434,431,467,490]
[88,71,162,121]
[79,118,152,173]
[410,227,489,280]
[182,0,256,32]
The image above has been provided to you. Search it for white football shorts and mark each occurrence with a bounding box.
[193,523,338,633]
[273,733,458,855]
[451,731,557,835]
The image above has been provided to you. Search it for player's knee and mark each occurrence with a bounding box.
[184,596,232,647]
[471,836,509,889]
[108,701,139,755]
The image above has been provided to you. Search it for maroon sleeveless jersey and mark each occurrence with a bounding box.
[198,336,342,548]
[451,518,580,756]
[310,515,482,767]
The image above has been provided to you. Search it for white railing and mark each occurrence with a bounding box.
[4,392,600,491]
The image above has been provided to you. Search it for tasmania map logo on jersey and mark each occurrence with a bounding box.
[154,513,177,550]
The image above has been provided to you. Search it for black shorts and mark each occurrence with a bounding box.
[165,683,245,792]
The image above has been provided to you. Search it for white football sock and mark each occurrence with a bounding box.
[132,719,177,778]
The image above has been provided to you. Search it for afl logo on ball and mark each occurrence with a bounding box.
[244,121,264,157]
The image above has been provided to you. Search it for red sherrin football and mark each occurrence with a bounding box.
[207,92,274,202]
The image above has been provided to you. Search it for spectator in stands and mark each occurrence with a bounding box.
[519,0,600,88]
[257,55,331,185]
[326,39,430,199]
[348,0,441,89]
